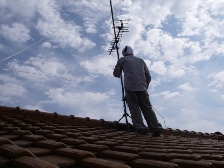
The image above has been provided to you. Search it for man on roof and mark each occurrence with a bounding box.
[113,46,162,136]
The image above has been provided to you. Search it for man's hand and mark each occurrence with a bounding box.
[113,69,122,78]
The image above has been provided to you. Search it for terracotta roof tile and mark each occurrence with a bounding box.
[129,159,180,168]
[203,160,224,168]
[10,129,32,136]
[67,128,81,133]
[45,133,67,140]
[38,155,77,167]
[0,137,14,145]
[35,140,68,149]
[200,154,224,161]
[80,157,131,168]
[65,132,83,137]
[21,134,47,142]
[12,156,59,168]
[26,147,53,156]
[100,150,140,161]
[76,136,99,143]
[1,105,224,168]
[33,129,54,135]
[168,153,202,160]
[61,137,87,145]
[12,139,33,147]
[76,144,110,152]
[0,144,35,158]
[95,140,119,147]
[54,148,95,159]
[22,126,41,131]
[0,131,8,135]
[170,159,215,168]
[15,122,31,128]
[41,126,56,130]
[52,128,69,134]
[0,154,11,167]
[112,145,142,154]
[138,152,175,161]
[1,134,19,140]
[91,135,108,140]
[105,139,126,144]
[2,126,20,131]
[0,123,10,128]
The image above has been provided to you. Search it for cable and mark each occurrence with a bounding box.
[0,11,82,64]
[0,9,83,97]
[0,38,46,63]
[152,105,167,128]
[0,68,77,79]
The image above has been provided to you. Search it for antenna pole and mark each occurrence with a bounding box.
[109,0,130,130]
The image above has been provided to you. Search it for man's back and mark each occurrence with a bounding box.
[114,55,150,91]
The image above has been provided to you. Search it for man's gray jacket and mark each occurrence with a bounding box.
[113,55,151,91]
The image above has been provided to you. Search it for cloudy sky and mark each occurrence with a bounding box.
[1,0,224,133]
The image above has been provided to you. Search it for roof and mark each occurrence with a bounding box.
[0,105,224,168]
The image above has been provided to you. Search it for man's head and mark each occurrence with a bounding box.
[122,46,133,56]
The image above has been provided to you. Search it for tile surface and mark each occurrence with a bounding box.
[0,105,224,168]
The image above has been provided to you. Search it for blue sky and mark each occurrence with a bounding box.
[1,0,224,133]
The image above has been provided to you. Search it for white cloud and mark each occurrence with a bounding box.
[208,71,224,89]
[209,89,218,93]
[164,91,180,99]
[156,33,187,61]
[24,0,96,52]
[0,75,27,103]
[214,71,224,83]
[42,42,52,48]
[46,88,110,106]
[178,83,197,91]
[80,54,117,76]
[84,18,97,33]
[0,83,27,97]
[6,55,72,83]
[65,1,110,21]
[0,0,38,20]
[43,87,124,121]
[153,91,180,99]
[188,42,220,63]
[0,23,30,43]
[124,1,172,27]
[177,108,224,133]
[150,61,167,75]
[36,19,95,52]
[168,65,186,78]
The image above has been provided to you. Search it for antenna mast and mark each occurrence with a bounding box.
[108,0,131,130]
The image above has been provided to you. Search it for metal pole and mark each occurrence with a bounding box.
[110,0,129,130]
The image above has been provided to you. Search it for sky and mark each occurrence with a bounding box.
[0,0,224,134]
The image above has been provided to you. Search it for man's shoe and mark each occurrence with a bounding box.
[152,130,161,137]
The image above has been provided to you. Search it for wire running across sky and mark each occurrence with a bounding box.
[0,68,77,79]
[0,11,83,64]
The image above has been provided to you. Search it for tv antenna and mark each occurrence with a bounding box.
[107,20,129,55]
[108,0,131,131]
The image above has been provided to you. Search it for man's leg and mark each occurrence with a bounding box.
[125,90,147,133]
[138,90,162,133]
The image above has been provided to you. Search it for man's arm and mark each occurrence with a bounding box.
[144,62,151,89]
[113,59,123,78]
